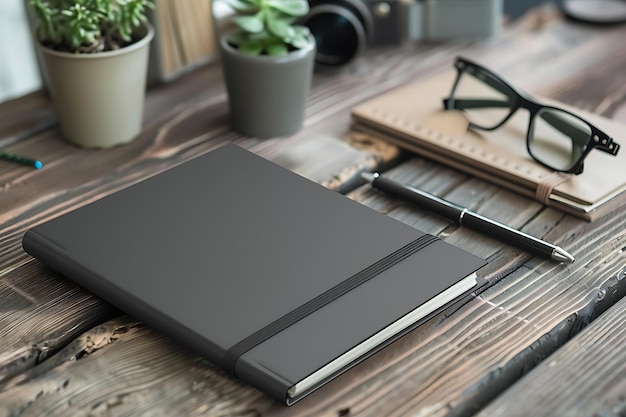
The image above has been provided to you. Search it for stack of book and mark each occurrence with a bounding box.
[150,0,218,82]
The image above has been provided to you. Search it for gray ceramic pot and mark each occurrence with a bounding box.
[220,34,316,139]
[36,23,154,148]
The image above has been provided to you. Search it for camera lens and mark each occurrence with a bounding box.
[303,1,372,66]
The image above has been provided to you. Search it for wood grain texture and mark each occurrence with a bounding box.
[476,285,626,417]
[1,5,626,417]
[0,317,275,417]
[0,92,55,148]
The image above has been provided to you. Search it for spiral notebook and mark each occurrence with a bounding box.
[22,144,487,405]
[352,70,626,221]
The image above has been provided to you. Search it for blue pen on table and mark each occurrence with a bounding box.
[0,151,43,169]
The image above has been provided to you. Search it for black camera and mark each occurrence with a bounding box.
[301,0,417,66]
[302,0,502,67]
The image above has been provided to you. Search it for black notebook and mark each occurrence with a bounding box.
[22,144,487,405]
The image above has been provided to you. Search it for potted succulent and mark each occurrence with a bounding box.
[219,0,316,139]
[29,0,154,148]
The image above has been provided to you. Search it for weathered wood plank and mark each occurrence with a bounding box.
[0,316,261,416]
[476,284,626,417]
[0,317,275,417]
[0,261,119,384]
[0,92,55,149]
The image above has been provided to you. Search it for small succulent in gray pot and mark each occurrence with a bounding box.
[219,0,316,138]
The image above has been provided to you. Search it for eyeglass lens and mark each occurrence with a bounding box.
[450,68,512,130]
[529,108,591,171]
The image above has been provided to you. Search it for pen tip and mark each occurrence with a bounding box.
[553,247,575,264]
[34,161,43,169]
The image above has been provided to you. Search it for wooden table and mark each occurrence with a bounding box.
[2,7,626,417]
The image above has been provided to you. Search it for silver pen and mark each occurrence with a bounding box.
[362,172,575,264]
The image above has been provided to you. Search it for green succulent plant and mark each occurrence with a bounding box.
[30,0,154,53]
[224,0,311,56]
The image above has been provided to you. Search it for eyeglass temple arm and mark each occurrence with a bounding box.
[443,98,508,110]
[443,98,620,156]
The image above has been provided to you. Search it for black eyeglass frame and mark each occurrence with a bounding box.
[443,57,621,175]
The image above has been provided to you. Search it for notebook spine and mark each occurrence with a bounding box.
[235,357,293,404]
[22,230,227,368]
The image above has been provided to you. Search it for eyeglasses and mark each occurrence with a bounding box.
[443,57,620,174]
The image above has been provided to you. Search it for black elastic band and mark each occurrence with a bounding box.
[222,234,438,375]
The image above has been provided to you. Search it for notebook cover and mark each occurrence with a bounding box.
[22,144,487,404]
[352,70,626,221]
